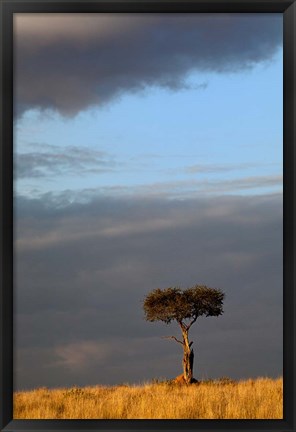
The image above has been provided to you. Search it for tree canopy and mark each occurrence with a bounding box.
[143,285,225,326]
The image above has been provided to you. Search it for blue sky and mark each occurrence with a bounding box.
[15,19,282,200]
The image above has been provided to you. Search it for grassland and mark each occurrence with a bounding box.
[14,376,283,419]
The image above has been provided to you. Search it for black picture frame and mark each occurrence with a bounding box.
[0,1,295,431]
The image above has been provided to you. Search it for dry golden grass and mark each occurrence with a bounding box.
[14,376,283,419]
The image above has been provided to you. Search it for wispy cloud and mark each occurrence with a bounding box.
[43,173,282,200]
[53,341,113,371]
[14,144,117,179]
[185,162,278,175]
[139,175,282,199]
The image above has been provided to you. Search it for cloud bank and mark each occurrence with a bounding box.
[15,193,283,389]
[14,13,282,116]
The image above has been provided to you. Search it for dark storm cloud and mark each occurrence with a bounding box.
[14,13,282,116]
[14,193,283,389]
[14,144,116,179]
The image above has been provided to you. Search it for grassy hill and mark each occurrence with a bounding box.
[14,376,283,419]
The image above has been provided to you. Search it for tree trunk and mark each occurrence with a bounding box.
[181,327,194,384]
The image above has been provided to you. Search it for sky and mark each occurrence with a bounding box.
[13,13,283,390]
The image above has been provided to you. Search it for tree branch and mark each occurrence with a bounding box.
[162,336,184,346]
[187,315,198,330]
[177,320,188,331]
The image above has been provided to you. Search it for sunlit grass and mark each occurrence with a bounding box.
[14,376,283,419]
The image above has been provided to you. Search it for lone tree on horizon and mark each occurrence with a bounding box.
[143,285,225,384]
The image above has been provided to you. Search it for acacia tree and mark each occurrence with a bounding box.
[143,285,225,384]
